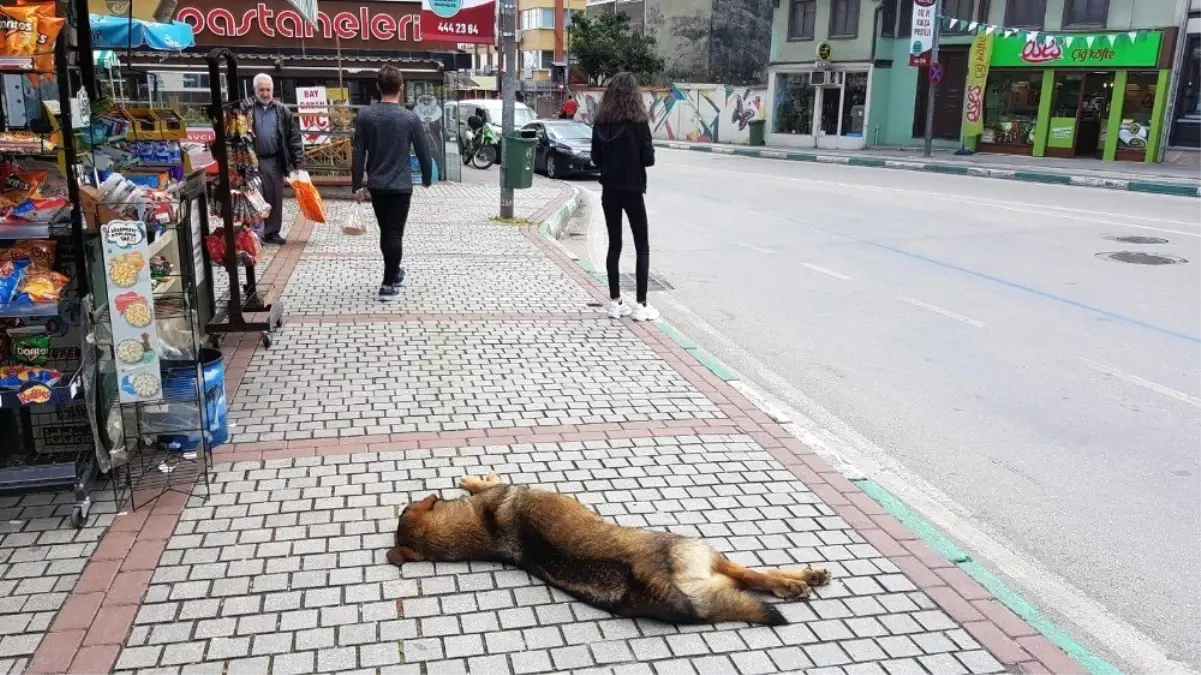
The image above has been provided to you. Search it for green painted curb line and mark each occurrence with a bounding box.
[853,478,1121,675]
[684,346,738,381]
[1013,171,1073,185]
[849,157,887,168]
[923,164,971,175]
[1128,180,1200,196]
[656,321,699,350]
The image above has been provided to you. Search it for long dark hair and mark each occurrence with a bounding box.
[594,72,648,125]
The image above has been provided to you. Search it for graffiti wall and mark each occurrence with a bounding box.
[572,83,767,145]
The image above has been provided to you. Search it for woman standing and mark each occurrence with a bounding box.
[591,72,658,322]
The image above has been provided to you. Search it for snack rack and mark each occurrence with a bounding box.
[0,22,103,526]
[201,48,285,349]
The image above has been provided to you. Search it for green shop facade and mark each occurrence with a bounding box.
[970,29,1178,163]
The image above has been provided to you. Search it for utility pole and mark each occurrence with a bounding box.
[922,0,942,158]
[499,0,518,218]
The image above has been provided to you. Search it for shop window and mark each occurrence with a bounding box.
[841,72,868,136]
[788,0,816,40]
[773,72,814,135]
[1005,0,1046,29]
[1171,35,1201,148]
[942,0,975,33]
[828,0,859,38]
[881,0,896,37]
[1062,0,1107,28]
[898,0,911,37]
[1104,71,1156,156]
[981,70,1042,146]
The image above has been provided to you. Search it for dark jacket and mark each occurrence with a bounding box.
[241,97,304,172]
[591,121,654,194]
[351,102,432,193]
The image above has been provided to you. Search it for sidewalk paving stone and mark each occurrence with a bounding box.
[111,437,1005,674]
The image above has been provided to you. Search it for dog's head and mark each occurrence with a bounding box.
[388,493,440,564]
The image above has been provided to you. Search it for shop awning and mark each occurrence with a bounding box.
[122,51,446,76]
[94,50,121,68]
[467,76,497,91]
[89,14,196,51]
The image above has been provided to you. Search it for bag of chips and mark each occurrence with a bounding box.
[15,269,67,304]
[7,327,49,365]
[0,6,40,58]
[0,239,55,271]
[0,258,30,303]
[0,364,62,388]
[31,16,62,74]
[0,166,47,210]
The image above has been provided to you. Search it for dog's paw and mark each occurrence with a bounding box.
[459,473,502,493]
[772,578,811,600]
[802,567,832,587]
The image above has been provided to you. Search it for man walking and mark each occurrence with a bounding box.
[247,73,303,245]
[351,65,432,301]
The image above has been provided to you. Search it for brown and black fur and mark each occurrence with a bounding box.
[387,474,832,625]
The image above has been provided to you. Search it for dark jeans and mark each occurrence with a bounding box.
[601,189,649,304]
[369,190,413,287]
[258,156,284,237]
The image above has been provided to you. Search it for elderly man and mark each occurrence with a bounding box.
[245,73,303,245]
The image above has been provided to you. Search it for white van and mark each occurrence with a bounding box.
[449,98,537,146]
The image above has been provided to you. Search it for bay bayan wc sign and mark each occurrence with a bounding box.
[169,0,456,49]
[421,0,495,44]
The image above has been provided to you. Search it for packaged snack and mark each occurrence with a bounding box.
[15,269,68,303]
[0,364,62,388]
[149,255,172,279]
[0,258,30,303]
[0,166,47,208]
[8,196,69,222]
[7,327,49,365]
[0,6,40,58]
[0,239,56,271]
[31,16,62,74]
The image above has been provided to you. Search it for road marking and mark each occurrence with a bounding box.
[898,297,987,328]
[1077,358,1201,409]
[799,262,852,280]
[659,156,1201,238]
[652,293,1195,675]
[733,241,775,254]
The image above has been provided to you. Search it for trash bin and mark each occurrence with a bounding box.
[151,348,229,451]
[748,119,766,146]
[503,131,537,189]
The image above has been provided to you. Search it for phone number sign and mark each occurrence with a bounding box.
[422,0,494,43]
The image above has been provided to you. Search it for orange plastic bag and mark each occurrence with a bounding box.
[287,170,327,224]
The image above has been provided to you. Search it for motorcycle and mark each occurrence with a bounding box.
[463,124,499,169]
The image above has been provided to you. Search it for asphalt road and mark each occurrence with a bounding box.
[564,150,1201,673]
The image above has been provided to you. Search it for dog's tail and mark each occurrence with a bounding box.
[703,588,789,626]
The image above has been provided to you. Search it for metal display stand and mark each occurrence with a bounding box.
[0,27,102,527]
[201,48,284,349]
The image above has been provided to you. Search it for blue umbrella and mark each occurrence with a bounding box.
[89,14,195,51]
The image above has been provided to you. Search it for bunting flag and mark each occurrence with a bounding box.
[936,14,1153,51]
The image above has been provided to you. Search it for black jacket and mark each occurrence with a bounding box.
[241,97,304,172]
[591,121,654,194]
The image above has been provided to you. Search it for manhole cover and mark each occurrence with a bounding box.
[619,272,674,292]
[1106,235,1170,245]
[1095,251,1188,265]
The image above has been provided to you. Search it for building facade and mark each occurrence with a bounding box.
[1167,0,1201,149]
[768,0,1190,161]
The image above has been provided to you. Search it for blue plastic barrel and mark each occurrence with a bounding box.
[157,348,229,451]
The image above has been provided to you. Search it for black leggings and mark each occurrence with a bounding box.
[370,190,413,286]
[602,190,650,304]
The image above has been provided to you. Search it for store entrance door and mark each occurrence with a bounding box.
[1049,71,1114,157]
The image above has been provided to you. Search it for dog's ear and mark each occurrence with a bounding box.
[410,493,439,514]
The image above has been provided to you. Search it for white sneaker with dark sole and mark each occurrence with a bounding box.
[608,299,633,318]
[631,302,660,322]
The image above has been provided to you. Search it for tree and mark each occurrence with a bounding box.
[569,13,665,85]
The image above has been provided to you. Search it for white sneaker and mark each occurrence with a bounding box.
[608,298,633,318]
[631,302,660,322]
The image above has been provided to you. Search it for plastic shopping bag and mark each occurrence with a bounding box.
[287,169,328,224]
[342,203,367,236]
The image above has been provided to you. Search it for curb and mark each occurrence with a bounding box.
[535,221,1113,675]
[537,183,583,240]
[656,141,1201,198]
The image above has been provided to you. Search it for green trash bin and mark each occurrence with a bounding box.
[747,119,766,146]
[503,131,537,189]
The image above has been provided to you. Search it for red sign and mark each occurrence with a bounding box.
[420,0,494,44]
[1020,38,1064,64]
[175,0,457,50]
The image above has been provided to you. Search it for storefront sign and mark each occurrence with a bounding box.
[816,42,832,61]
[1047,117,1076,149]
[909,0,937,67]
[420,0,495,45]
[962,32,993,138]
[297,86,331,145]
[991,31,1164,69]
[165,0,456,50]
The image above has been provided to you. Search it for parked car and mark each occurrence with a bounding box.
[521,120,599,178]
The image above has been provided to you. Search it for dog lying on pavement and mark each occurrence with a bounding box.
[387,473,832,625]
